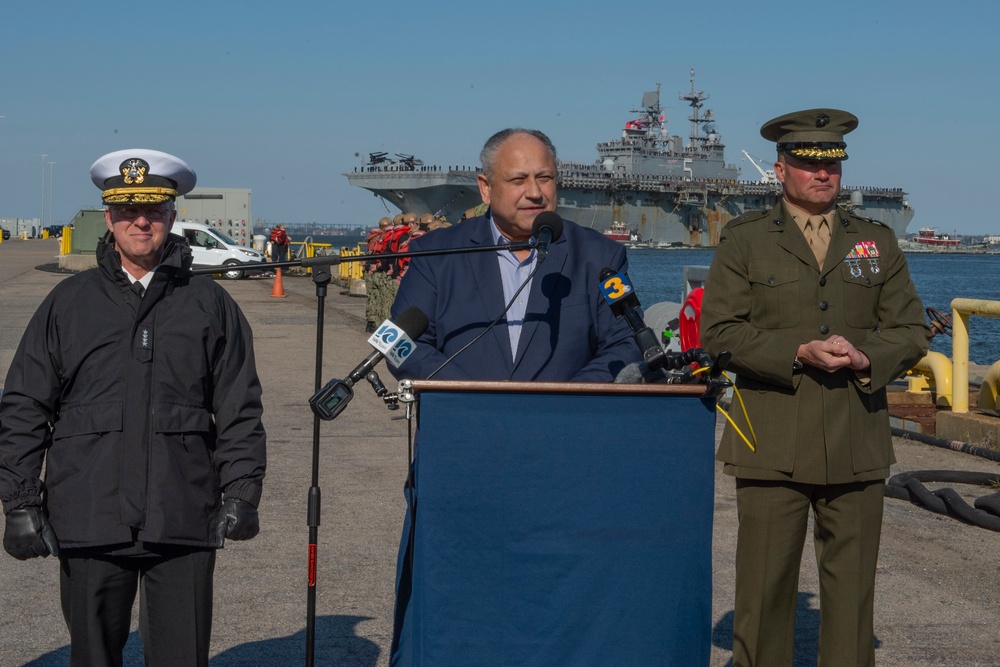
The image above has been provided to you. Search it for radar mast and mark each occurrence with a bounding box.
[679,69,714,154]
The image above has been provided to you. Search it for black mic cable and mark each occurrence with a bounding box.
[427,217,563,380]
[427,257,543,380]
[427,212,563,379]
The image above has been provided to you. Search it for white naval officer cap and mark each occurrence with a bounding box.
[90,148,197,205]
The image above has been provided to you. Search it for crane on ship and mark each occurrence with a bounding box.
[741,150,778,184]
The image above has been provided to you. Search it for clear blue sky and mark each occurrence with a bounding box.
[2,0,997,235]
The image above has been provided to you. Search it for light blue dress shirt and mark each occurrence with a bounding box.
[489,216,537,360]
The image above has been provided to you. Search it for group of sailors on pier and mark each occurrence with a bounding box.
[362,210,470,333]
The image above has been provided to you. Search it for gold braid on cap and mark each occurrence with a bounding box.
[779,141,848,160]
[790,146,848,159]
[102,187,178,204]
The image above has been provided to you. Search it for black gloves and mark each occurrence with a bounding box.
[6,500,260,554]
[216,497,260,543]
[3,506,60,560]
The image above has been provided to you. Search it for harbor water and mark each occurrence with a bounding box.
[314,234,1000,366]
[623,247,1000,366]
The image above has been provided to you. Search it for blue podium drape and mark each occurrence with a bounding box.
[395,386,715,666]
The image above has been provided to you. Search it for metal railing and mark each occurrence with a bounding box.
[951,298,1000,412]
[286,240,368,281]
[338,245,366,280]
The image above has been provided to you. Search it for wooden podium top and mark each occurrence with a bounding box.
[408,379,708,396]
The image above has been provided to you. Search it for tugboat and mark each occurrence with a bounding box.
[914,227,961,248]
[603,221,632,242]
[346,70,915,247]
[603,221,646,246]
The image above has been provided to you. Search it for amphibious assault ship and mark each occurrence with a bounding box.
[345,71,914,247]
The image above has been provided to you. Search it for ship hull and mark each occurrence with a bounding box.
[347,170,914,246]
[915,239,960,247]
[558,184,913,246]
[346,170,481,221]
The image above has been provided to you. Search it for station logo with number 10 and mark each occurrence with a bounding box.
[369,321,417,367]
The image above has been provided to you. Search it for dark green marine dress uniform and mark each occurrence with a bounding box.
[701,109,930,667]
[707,201,927,481]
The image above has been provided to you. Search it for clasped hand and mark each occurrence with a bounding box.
[796,335,870,373]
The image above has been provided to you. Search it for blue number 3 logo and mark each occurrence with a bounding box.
[602,276,630,300]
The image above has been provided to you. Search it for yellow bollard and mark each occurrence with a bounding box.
[909,351,953,408]
[979,361,1000,412]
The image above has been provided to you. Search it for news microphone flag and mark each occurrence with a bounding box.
[599,268,640,314]
[367,313,421,368]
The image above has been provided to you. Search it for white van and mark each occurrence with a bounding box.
[170,220,265,280]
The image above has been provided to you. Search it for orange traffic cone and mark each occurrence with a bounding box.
[270,268,287,298]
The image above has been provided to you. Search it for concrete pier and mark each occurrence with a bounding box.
[1,238,998,666]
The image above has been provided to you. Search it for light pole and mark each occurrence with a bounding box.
[48,162,56,228]
[40,153,48,237]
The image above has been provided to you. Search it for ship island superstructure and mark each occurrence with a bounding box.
[346,70,914,247]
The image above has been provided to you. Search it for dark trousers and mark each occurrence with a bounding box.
[732,479,885,667]
[59,548,216,667]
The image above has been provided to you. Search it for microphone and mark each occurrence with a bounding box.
[597,269,732,387]
[598,267,666,372]
[531,211,563,261]
[347,306,429,384]
[310,307,429,420]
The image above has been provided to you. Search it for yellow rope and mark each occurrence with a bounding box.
[693,368,758,452]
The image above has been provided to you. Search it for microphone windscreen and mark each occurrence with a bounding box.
[531,211,564,241]
[395,306,430,339]
[614,362,646,384]
[614,362,670,384]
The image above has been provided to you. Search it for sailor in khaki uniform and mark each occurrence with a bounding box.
[701,110,930,667]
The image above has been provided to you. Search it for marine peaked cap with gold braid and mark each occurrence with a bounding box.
[90,148,197,204]
[760,109,858,161]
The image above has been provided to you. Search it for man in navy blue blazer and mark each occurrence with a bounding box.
[389,128,640,382]
[385,129,642,665]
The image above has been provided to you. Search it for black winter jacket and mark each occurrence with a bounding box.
[0,234,266,549]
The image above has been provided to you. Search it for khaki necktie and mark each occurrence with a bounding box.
[805,215,831,270]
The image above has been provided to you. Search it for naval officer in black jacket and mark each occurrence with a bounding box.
[0,149,267,666]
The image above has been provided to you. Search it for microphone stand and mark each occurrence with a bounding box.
[188,237,538,665]
[305,265,329,666]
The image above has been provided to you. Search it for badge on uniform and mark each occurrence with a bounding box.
[846,241,880,277]
[135,324,153,363]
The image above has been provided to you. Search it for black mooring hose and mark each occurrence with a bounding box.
[888,428,1000,531]
[892,427,1000,463]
